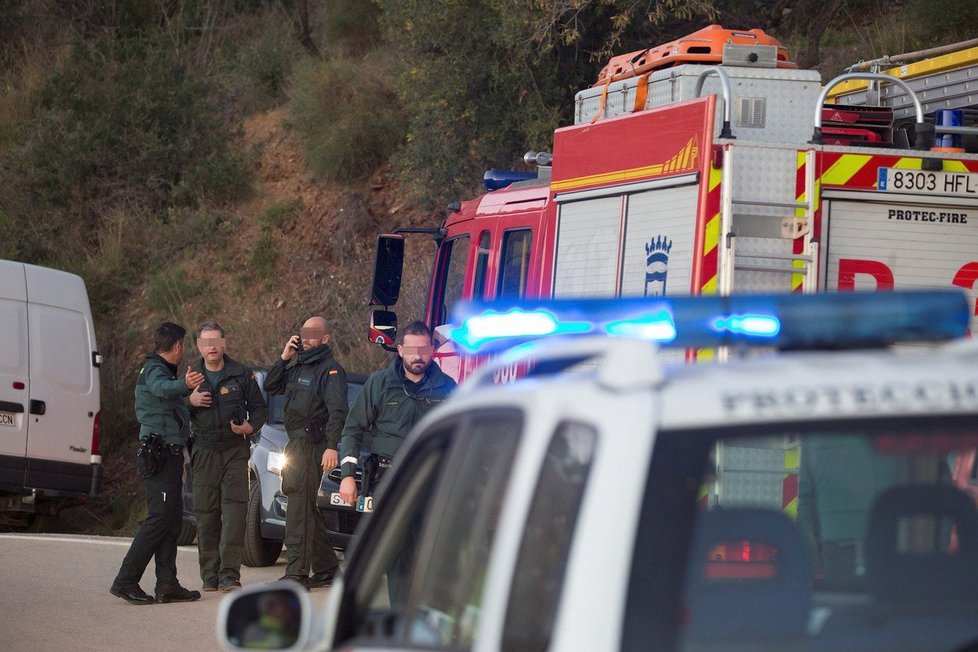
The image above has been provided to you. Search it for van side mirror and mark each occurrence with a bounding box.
[370,234,405,307]
[369,310,398,351]
[217,581,311,650]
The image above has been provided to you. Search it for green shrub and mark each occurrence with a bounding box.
[21,36,247,216]
[249,234,279,284]
[216,13,303,112]
[287,54,405,183]
[260,198,302,229]
[146,267,203,320]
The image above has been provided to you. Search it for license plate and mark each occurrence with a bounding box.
[0,412,16,427]
[327,492,373,513]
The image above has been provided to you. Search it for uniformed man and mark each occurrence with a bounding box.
[338,320,456,505]
[263,316,348,589]
[111,321,204,605]
[188,321,268,593]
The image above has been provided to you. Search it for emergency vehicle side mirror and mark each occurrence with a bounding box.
[217,581,311,650]
[370,234,404,307]
[369,310,398,351]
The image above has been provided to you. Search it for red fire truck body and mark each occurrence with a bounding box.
[369,31,978,383]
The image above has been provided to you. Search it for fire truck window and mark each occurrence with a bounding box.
[498,229,532,299]
[472,231,491,301]
[502,421,597,652]
[435,235,470,326]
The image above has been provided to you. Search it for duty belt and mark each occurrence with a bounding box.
[166,444,184,456]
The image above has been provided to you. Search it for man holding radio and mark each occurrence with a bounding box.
[263,316,348,589]
[188,321,267,593]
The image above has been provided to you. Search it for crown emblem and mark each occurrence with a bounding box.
[645,235,673,256]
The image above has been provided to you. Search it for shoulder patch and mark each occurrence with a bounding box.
[329,369,339,375]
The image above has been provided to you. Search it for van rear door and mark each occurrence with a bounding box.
[23,265,99,492]
[0,261,30,488]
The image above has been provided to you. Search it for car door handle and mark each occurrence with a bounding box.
[0,400,24,413]
[29,400,46,416]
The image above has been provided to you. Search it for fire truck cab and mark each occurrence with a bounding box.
[368,28,978,380]
[219,290,978,651]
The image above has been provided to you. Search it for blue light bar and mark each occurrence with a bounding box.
[483,169,537,191]
[448,290,970,353]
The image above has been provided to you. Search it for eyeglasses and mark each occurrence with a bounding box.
[399,345,434,356]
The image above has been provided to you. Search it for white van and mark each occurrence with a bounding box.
[0,260,102,523]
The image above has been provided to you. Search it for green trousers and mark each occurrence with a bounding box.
[191,444,249,583]
[281,437,339,577]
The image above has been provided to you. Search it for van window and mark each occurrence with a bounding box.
[29,305,90,392]
[337,410,523,650]
[502,421,597,652]
[433,235,470,326]
[498,229,532,299]
[622,416,978,652]
[0,301,27,374]
[405,411,521,647]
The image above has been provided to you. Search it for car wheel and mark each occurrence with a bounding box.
[177,517,196,546]
[242,479,283,567]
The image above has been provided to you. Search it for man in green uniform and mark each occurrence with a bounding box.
[337,320,456,601]
[263,316,348,589]
[111,322,204,605]
[188,321,268,592]
[337,320,456,504]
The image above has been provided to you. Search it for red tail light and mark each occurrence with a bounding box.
[91,411,101,457]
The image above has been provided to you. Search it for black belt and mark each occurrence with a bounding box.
[166,444,184,455]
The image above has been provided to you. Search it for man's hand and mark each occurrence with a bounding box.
[321,448,338,472]
[189,385,212,408]
[280,335,301,361]
[339,476,357,505]
[185,367,205,389]
[230,420,254,436]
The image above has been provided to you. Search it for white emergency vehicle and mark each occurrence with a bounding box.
[0,260,102,524]
[220,289,978,652]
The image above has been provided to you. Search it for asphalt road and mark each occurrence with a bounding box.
[0,533,336,652]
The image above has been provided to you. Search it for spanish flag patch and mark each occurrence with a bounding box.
[329,370,339,375]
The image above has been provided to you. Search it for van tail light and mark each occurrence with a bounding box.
[91,411,101,457]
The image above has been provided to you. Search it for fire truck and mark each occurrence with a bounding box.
[367,25,978,381]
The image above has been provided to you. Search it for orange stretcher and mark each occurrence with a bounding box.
[593,24,797,87]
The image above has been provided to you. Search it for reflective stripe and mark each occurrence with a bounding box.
[340,456,358,466]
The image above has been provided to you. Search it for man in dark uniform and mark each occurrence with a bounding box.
[338,320,456,504]
[337,320,456,601]
[188,321,268,592]
[111,322,204,605]
[263,316,348,589]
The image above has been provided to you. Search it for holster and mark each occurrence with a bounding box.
[361,454,378,497]
[136,433,167,479]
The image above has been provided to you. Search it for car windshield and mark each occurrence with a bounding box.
[627,415,978,652]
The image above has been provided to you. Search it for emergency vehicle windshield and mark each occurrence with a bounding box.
[625,415,978,651]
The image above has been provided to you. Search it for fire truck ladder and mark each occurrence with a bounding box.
[716,146,818,296]
[694,68,818,297]
[831,40,978,123]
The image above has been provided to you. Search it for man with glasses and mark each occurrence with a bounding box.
[188,321,267,593]
[264,316,348,589]
[338,321,456,506]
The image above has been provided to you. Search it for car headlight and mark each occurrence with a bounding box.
[267,452,287,475]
